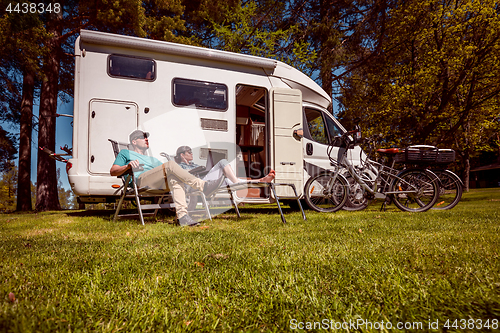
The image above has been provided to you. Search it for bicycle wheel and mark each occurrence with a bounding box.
[342,172,371,211]
[390,169,439,212]
[304,172,349,212]
[432,169,463,210]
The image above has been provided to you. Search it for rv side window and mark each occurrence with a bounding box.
[108,55,156,81]
[173,78,227,111]
[305,108,329,145]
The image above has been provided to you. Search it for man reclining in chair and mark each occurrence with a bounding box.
[110,130,225,227]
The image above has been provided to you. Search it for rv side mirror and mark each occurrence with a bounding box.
[293,128,304,140]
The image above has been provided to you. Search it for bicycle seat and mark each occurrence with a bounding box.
[377,148,401,154]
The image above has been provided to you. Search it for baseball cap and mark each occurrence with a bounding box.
[129,130,149,143]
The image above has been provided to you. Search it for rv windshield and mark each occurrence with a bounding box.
[173,78,227,111]
[108,54,155,81]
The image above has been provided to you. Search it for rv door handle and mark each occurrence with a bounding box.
[280,162,296,165]
[306,143,313,155]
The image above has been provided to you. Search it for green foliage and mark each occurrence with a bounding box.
[0,1,48,71]
[0,0,48,121]
[0,166,17,212]
[337,0,500,166]
[57,168,77,210]
[0,126,16,173]
[0,189,499,330]
[181,0,238,45]
[0,166,37,212]
[205,1,317,71]
[143,0,191,43]
[75,0,195,44]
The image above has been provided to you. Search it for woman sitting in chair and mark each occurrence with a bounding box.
[175,146,275,186]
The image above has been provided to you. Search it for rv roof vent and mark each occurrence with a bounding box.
[200,118,228,132]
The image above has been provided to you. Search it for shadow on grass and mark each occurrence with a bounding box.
[61,204,301,225]
[235,207,298,215]
[64,209,177,225]
[66,209,116,218]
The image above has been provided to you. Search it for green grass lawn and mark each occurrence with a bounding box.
[1,189,499,332]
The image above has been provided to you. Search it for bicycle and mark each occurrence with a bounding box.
[304,130,440,213]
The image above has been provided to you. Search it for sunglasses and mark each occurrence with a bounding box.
[183,150,192,154]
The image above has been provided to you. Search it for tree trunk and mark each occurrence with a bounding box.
[319,0,333,113]
[497,133,500,163]
[463,118,471,192]
[35,6,63,211]
[464,157,470,192]
[464,154,470,192]
[17,70,35,211]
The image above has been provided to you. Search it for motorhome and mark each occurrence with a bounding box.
[67,29,360,205]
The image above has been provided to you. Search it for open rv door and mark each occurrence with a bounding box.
[270,88,303,197]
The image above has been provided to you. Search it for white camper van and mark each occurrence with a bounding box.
[67,29,360,205]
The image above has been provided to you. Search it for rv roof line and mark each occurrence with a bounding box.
[79,29,278,70]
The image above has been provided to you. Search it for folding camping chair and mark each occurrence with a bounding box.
[108,139,211,225]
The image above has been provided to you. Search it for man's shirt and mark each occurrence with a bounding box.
[113,150,162,179]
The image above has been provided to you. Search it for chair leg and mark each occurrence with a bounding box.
[297,198,306,220]
[199,192,212,221]
[114,191,127,222]
[227,186,241,218]
[290,184,306,221]
[114,175,132,222]
[270,184,286,224]
[152,196,164,220]
[132,182,145,225]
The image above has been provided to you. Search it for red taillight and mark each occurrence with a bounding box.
[66,162,72,173]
